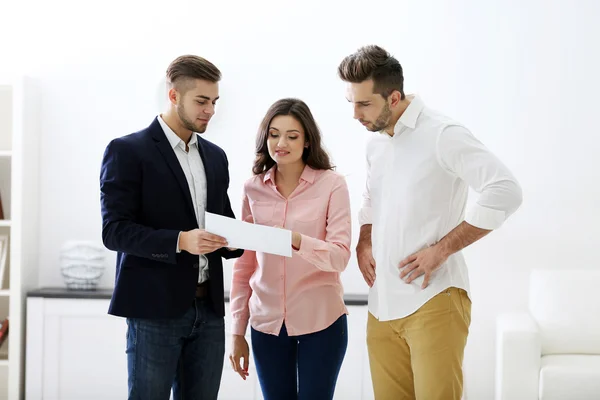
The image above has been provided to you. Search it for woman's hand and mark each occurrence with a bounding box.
[291,231,302,250]
[229,335,250,380]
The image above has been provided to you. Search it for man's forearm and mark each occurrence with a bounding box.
[102,219,180,263]
[436,221,491,258]
[357,224,372,247]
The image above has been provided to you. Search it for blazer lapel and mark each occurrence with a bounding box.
[197,136,215,213]
[150,119,196,219]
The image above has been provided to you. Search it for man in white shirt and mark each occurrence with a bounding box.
[337,45,522,400]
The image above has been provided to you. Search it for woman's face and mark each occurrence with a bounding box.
[267,115,307,167]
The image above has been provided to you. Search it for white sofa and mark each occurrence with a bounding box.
[495,269,600,400]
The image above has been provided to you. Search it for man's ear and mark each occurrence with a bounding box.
[389,90,402,108]
[168,87,179,105]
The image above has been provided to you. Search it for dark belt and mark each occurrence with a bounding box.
[195,282,209,298]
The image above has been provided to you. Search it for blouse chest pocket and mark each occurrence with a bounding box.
[249,200,276,225]
[289,198,327,237]
[288,198,325,223]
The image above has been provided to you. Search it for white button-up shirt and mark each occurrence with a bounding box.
[157,115,209,283]
[359,95,522,321]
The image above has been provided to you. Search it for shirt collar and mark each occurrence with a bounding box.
[393,94,425,134]
[263,164,317,184]
[157,115,198,150]
[263,166,275,183]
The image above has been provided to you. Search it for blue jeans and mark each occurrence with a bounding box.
[251,314,348,400]
[125,298,225,400]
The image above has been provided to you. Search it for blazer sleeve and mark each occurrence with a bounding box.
[100,137,180,264]
[216,149,244,260]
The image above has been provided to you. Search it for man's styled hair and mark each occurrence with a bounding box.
[337,45,405,100]
[166,55,221,93]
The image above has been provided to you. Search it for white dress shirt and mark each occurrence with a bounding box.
[359,95,522,321]
[157,116,210,284]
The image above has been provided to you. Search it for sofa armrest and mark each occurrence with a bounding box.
[495,312,541,400]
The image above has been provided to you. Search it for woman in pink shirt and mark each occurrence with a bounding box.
[228,98,352,399]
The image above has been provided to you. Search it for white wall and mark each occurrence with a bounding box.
[2,0,600,398]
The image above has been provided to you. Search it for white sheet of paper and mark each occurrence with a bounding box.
[205,212,292,257]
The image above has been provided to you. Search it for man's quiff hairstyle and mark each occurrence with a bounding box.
[338,45,405,100]
[166,55,221,94]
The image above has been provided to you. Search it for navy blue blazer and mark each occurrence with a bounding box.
[100,117,244,319]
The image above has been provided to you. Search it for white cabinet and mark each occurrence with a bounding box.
[25,292,373,400]
[26,293,127,400]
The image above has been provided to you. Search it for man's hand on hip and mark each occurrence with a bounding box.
[180,229,228,255]
[399,245,449,289]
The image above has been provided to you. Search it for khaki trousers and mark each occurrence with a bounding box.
[367,287,471,400]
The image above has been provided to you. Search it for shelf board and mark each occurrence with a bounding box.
[0,151,11,158]
[0,290,9,297]
[0,221,10,227]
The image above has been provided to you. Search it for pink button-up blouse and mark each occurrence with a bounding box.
[230,165,352,336]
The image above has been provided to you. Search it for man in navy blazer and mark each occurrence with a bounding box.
[100,55,243,400]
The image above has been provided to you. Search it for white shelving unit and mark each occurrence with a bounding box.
[0,77,41,399]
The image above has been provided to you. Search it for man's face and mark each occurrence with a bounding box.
[346,79,392,132]
[176,79,219,133]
